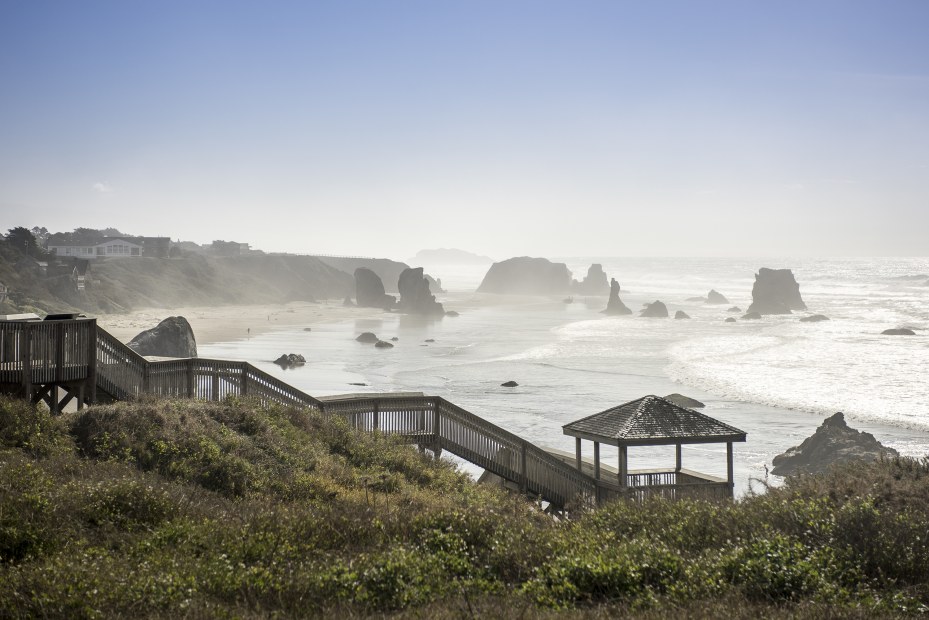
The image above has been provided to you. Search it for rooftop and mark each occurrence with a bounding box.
[563,395,747,446]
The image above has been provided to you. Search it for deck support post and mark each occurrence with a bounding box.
[593,441,600,480]
[726,441,734,496]
[575,437,582,471]
[675,443,682,472]
[618,445,628,487]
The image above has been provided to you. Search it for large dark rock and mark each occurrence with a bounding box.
[273,353,306,368]
[128,316,197,358]
[747,268,806,315]
[354,268,396,310]
[601,278,632,315]
[397,267,445,315]
[572,264,609,296]
[374,340,394,349]
[882,328,915,335]
[674,310,691,320]
[640,300,669,318]
[742,311,761,320]
[706,289,729,305]
[771,412,899,476]
[356,332,379,343]
[477,257,573,295]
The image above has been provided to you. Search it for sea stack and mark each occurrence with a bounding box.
[573,264,610,296]
[397,267,445,315]
[354,268,396,310]
[477,257,573,295]
[128,316,198,358]
[771,412,899,476]
[640,300,669,318]
[746,268,806,315]
[706,289,729,305]
[601,278,632,315]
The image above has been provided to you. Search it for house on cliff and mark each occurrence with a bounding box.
[46,232,171,259]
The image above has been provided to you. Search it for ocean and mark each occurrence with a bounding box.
[200,257,929,496]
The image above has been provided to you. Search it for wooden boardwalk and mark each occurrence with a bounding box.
[1,318,733,508]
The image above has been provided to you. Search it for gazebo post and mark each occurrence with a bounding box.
[675,443,682,472]
[726,441,734,492]
[575,437,582,471]
[593,441,600,480]
[618,445,628,487]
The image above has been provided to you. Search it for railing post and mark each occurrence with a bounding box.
[433,398,441,447]
[22,324,32,401]
[372,399,379,431]
[520,440,527,493]
[240,362,248,396]
[212,367,220,401]
[187,359,195,399]
[87,322,97,404]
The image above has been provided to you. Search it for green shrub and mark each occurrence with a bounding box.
[0,396,67,457]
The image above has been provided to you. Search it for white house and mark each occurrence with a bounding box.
[47,236,143,258]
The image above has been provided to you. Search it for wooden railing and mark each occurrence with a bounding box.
[598,469,732,503]
[0,319,96,389]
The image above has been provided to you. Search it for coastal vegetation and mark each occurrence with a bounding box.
[2,395,928,617]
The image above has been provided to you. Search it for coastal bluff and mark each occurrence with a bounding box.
[477,257,573,295]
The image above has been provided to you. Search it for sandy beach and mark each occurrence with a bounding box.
[95,300,375,346]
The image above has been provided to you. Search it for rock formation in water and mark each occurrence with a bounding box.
[572,264,610,296]
[501,380,518,387]
[799,314,830,323]
[746,268,807,315]
[128,316,197,358]
[663,393,705,408]
[742,311,761,320]
[356,332,379,343]
[397,267,445,315]
[771,412,899,476]
[728,306,741,313]
[725,317,736,323]
[640,300,669,318]
[374,340,394,349]
[601,278,632,315]
[477,257,573,295]
[674,310,690,319]
[706,289,729,305]
[273,353,306,368]
[882,328,915,335]
[354,268,396,310]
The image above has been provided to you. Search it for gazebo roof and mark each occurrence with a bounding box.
[563,395,747,446]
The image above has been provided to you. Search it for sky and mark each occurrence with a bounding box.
[1,1,928,259]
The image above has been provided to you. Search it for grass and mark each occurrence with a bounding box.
[1,394,928,618]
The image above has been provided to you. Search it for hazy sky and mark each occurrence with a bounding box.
[2,1,928,259]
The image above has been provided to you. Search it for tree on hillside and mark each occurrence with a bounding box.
[6,227,40,257]
[30,226,49,245]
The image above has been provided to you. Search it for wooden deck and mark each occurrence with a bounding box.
[0,320,735,508]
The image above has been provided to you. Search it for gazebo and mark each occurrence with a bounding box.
[562,395,747,501]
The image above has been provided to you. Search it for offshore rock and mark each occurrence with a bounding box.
[664,393,705,408]
[374,340,394,349]
[501,380,518,387]
[273,353,306,368]
[640,300,669,318]
[742,311,762,320]
[477,256,573,295]
[799,314,830,323]
[674,310,691,320]
[397,267,445,315]
[572,264,610,296]
[728,306,742,313]
[356,332,379,344]
[128,316,197,358]
[706,289,729,304]
[354,268,396,310]
[771,412,899,476]
[725,317,737,322]
[747,268,806,315]
[601,278,632,315]
[882,328,915,335]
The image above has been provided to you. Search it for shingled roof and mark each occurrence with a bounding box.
[563,395,747,446]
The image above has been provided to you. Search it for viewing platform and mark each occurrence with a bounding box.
[0,317,746,508]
